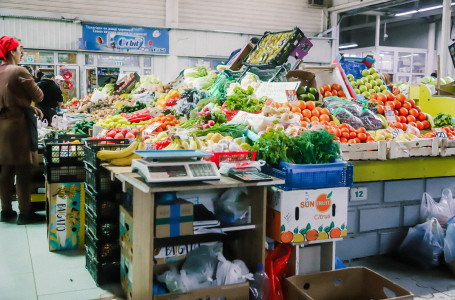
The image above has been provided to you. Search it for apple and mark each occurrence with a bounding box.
[362,69,370,77]
[125,132,135,139]
[375,79,383,86]
[107,130,116,138]
[356,79,363,86]
[130,128,139,137]
[365,83,372,90]
[362,91,370,98]
[114,133,125,139]
[347,74,355,81]
[380,85,387,91]
[374,86,381,92]
[354,88,360,94]
[350,81,357,88]
[373,73,380,79]
[359,85,367,92]
[369,80,377,87]
[366,75,374,81]
[369,68,376,74]
[121,128,129,136]
[369,89,376,95]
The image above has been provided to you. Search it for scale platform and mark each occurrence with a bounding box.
[131,150,221,183]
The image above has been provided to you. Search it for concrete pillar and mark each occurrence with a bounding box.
[331,11,339,62]
[375,15,380,60]
[439,0,451,77]
[428,22,436,76]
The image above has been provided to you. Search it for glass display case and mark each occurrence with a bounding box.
[341,46,427,84]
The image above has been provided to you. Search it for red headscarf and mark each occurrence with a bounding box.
[0,36,20,61]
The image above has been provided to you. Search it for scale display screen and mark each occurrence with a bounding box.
[148,166,188,177]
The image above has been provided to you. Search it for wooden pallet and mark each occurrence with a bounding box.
[388,137,439,159]
[439,138,455,157]
[340,140,387,161]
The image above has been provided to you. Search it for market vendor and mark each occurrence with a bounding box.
[36,72,64,124]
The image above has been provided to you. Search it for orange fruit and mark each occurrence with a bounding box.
[386,93,395,101]
[337,91,345,98]
[296,100,306,110]
[291,107,301,114]
[330,228,341,238]
[409,108,419,117]
[324,91,332,97]
[306,229,319,241]
[321,108,330,115]
[407,115,416,123]
[323,84,331,92]
[280,231,293,243]
[311,109,320,117]
[319,114,330,122]
[306,101,316,110]
[302,109,312,118]
[310,116,320,123]
[331,83,341,91]
[396,93,406,103]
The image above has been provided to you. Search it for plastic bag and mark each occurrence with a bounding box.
[399,217,445,268]
[265,243,291,300]
[360,109,385,130]
[420,189,455,226]
[157,267,185,293]
[91,88,108,103]
[215,187,250,225]
[181,244,220,285]
[215,253,253,286]
[444,220,455,264]
[331,107,364,129]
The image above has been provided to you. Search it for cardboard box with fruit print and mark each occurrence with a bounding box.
[46,182,85,251]
[267,186,348,244]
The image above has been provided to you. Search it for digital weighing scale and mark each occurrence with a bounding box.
[131,150,221,183]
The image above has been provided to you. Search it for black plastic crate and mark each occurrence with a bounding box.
[85,185,121,220]
[84,162,119,195]
[43,136,87,166]
[85,206,119,242]
[85,227,120,263]
[243,27,305,68]
[85,249,120,286]
[43,158,85,183]
[84,139,130,169]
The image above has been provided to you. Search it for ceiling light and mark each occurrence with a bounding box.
[339,43,358,49]
[419,5,443,12]
[395,10,418,17]
[395,2,454,17]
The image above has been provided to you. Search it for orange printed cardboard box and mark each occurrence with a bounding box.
[267,186,348,244]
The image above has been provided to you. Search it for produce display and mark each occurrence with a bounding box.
[346,68,387,99]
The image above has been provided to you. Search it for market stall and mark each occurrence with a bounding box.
[36,26,455,299]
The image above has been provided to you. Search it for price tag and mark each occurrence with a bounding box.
[391,128,403,138]
[384,105,397,123]
[143,122,160,136]
[350,187,368,201]
[285,90,298,106]
[435,128,448,138]
[367,102,377,110]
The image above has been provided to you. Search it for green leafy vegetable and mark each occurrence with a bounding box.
[434,113,454,128]
[224,86,266,113]
[194,123,247,138]
[253,128,295,166]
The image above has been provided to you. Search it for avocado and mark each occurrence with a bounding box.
[297,86,307,94]
[299,93,309,100]
[308,87,318,95]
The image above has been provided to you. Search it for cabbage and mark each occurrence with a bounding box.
[184,66,208,79]
[440,78,447,85]
[131,74,162,93]
[420,76,432,84]
[444,76,454,84]
[192,75,217,90]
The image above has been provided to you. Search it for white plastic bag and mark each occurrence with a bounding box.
[215,253,253,286]
[157,267,185,293]
[91,89,108,103]
[399,217,445,268]
[444,221,455,264]
[420,189,455,226]
[215,187,250,225]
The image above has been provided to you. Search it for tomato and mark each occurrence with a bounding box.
[395,110,399,116]
[300,121,308,127]
[347,139,356,144]
[334,128,341,137]
[408,122,417,128]
[415,121,423,130]
[311,109,320,117]
[385,101,395,109]
[402,102,412,110]
[367,137,375,143]
[394,122,403,130]
[319,86,325,94]
[377,94,387,103]
[418,112,426,121]
[425,132,436,138]
[415,106,422,113]
[324,91,332,97]
[399,116,407,123]
[377,105,385,114]
[356,127,366,134]
[407,115,416,123]
[402,124,408,130]
[354,138,361,144]
[370,94,378,100]
[331,83,341,91]
[321,108,330,115]
[311,116,320,122]
[395,93,406,103]
[358,133,367,141]
[306,101,316,110]
[393,100,402,109]
[349,132,357,139]
[408,108,419,117]
[319,114,330,122]
[323,84,331,92]
[399,107,408,116]
[340,137,348,143]
[331,90,338,97]
[329,121,337,127]
[407,99,415,107]
[337,90,345,98]
[342,132,350,139]
[386,93,395,101]
[422,120,430,129]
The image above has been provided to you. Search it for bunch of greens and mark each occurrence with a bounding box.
[434,113,454,128]
[194,123,247,138]
[224,86,266,113]
[253,129,340,167]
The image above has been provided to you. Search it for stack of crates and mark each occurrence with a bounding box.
[83,139,130,285]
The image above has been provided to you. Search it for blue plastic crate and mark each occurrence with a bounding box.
[262,159,353,191]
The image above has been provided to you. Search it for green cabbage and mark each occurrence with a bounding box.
[101,83,114,95]
[192,75,217,90]
[184,66,208,79]
[420,76,432,84]
[444,76,454,84]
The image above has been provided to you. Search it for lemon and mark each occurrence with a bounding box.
[318,232,329,240]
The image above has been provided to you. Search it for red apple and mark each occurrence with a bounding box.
[121,128,129,136]
[125,132,135,139]
[107,130,116,138]
[114,133,125,139]
[130,129,139,137]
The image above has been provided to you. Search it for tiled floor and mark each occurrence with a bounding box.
[0,202,124,300]
[2,201,455,300]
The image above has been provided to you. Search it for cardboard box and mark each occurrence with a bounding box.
[154,282,249,300]
[287,70,318,91]
[284,267,414,300]
[120,247,133,300]
[155,199,193,238]
[229,42,254,71]
[46,182,85,251]
[120,205,133,257]
[154,241,221,265]
[267,187,348,244]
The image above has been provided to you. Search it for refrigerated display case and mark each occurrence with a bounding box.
[57,65,79,101]
[341,46,427,84]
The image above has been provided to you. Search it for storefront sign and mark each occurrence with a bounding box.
[81,24,169,54]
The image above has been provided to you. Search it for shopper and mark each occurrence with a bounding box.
[0,36,45,224]
[35,71,44,83]
[54,75,64,87]
[36,72,64,125]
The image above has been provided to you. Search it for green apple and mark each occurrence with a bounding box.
[362,77,369,84]
[369,68,376,74]
[362,69,370,77]
[374,86,381,92]
[359,85,367,92]
[366,75,374,81]
[369,80,377,87]
[362,91,370,98]
[369,89,376,95]
[350,81,357,88]
[373,73,380,79]
[347,74,355,81]
[365,83,372,90]
[356,79,364,86]
[375,79,383,86]
[354,88,360,94]
[380,84,387,91]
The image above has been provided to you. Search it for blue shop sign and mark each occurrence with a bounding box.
[81,24,169,54]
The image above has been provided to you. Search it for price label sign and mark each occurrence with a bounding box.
[391,128,403,138]
[435,128,448,138]
[350,187,368,201]
[143,122,160,136]
[384,105,397,123]
[115,61,123,66]
[367,102,377,110]
[285,90,298,106]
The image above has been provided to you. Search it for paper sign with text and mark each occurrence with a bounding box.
[255,82,300,103]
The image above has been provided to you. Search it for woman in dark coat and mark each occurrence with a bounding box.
[0,36,45,224]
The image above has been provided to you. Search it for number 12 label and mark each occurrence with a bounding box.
[350,187,368,201]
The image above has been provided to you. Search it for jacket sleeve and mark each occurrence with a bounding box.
[17,68,44,104]
[55,83,64,103]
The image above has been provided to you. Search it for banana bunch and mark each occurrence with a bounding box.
[96,133,146,166]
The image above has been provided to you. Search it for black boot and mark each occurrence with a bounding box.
[17,212,45,225]
[0,210,17,222]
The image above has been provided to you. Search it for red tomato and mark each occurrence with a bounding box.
[331,90,338,97]
[370,94,378,100]
[377,94,387,103]
[396,93,406,103]
[402,102,412,110]
[334,128,341,137]
[385,101,395,109]
[407,99,416,107]
[358,133,367,141]
[386,93,395,101]
[402,123,408,130]
[415,121,423,130]
[349,132,357,139]
[324,91,332,97]
[418,112,426,121]
[394,122,403,130]
[354,138,361,144]
[340,137,348,143]
[342,132,350,139]
[399,107,408,116]
[338,91,345,97]
[393,100,402,109]
[331,83,341,91]
[399,116,407,123]
[415,106,422,113]
[422,120,430,129]
[356,127,367,134]
[407,115,416,123]
[347,139,356,144]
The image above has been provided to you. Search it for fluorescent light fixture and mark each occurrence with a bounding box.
[395,2,455,17]
[339,43,358,49]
